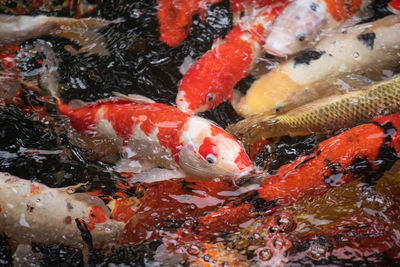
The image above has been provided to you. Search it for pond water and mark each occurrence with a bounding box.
[1,0,400,266]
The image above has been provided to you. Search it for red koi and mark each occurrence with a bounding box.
[171,113,400,248]
[389,0,400,14]
[157,0,224,46]
[176,0,290,114]
[54,93,252,181]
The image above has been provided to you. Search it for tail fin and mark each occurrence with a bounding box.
[35,42,60,99]
[47,17,122,56]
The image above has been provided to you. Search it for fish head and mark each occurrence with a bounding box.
[176,80,228,114]
[179,116,252,181]
[264,0,329,57]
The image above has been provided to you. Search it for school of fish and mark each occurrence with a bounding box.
[1,0,400,265]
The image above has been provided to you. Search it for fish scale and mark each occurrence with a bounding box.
[228,75,400,148]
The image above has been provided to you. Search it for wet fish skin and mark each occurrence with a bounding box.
[228,74,400,148]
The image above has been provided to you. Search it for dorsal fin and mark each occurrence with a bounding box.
[112,91,155,104]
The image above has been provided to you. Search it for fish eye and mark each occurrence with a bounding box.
[296,33,306,42]
[206,93,215,102]
[206,154,217,164]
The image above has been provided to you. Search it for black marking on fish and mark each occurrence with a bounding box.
[66,201,73,210]
[292,150,322,170]
[347,155,372,178]
[310,2,318,12]
[324,162,346,187]
[368,121,395,144]
[360,120,399,186]
[294,50,326,67]
[362,145,398,187]
[75,219,98,265]
[237,191,278,212]
[357,32,376,50]
[26,204,35,212]
[180,179,197,192]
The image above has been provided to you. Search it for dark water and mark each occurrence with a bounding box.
[1,0,400,266]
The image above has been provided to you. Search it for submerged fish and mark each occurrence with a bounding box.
[172,113,400,249]
[236,14,400,117]
[0,0,101,18]
[0,15,118,56]
[229,74,400,148]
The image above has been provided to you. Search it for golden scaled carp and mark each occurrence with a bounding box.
[228,74,400,148]
[235,15,400,117]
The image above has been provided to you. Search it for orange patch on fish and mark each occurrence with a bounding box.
[86,205,108,230]
[30,184,41,196]
[324,0,362,21]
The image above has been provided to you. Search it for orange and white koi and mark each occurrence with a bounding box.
[176,0,290,114]
[264,0,372,56]
[176,0,370,114]
[51,92,252,181]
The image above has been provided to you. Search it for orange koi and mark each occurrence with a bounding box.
[172,113,400,247]
[389,0,400,13]
[157,0,224,46]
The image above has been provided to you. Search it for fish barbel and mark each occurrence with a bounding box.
[228,74,400,148]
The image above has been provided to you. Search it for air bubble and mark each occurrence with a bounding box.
[306,242,329,260]
[255,247,273,261]
[105,225,113,233]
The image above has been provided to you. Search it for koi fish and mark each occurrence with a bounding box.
[157,0,224,46]
[172,113,400,247]
[0,15,119,56]
[286,169,400,263]
[0,0,101,18]
[47,85,252,181]
[111,177,237,245]
[176,0,290,114]
[236,14,400,116]
[0,172,125,251]
[264,0,372,57]
[389,0,400,14]
[229,74,400,149]
[176,0,368,114]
